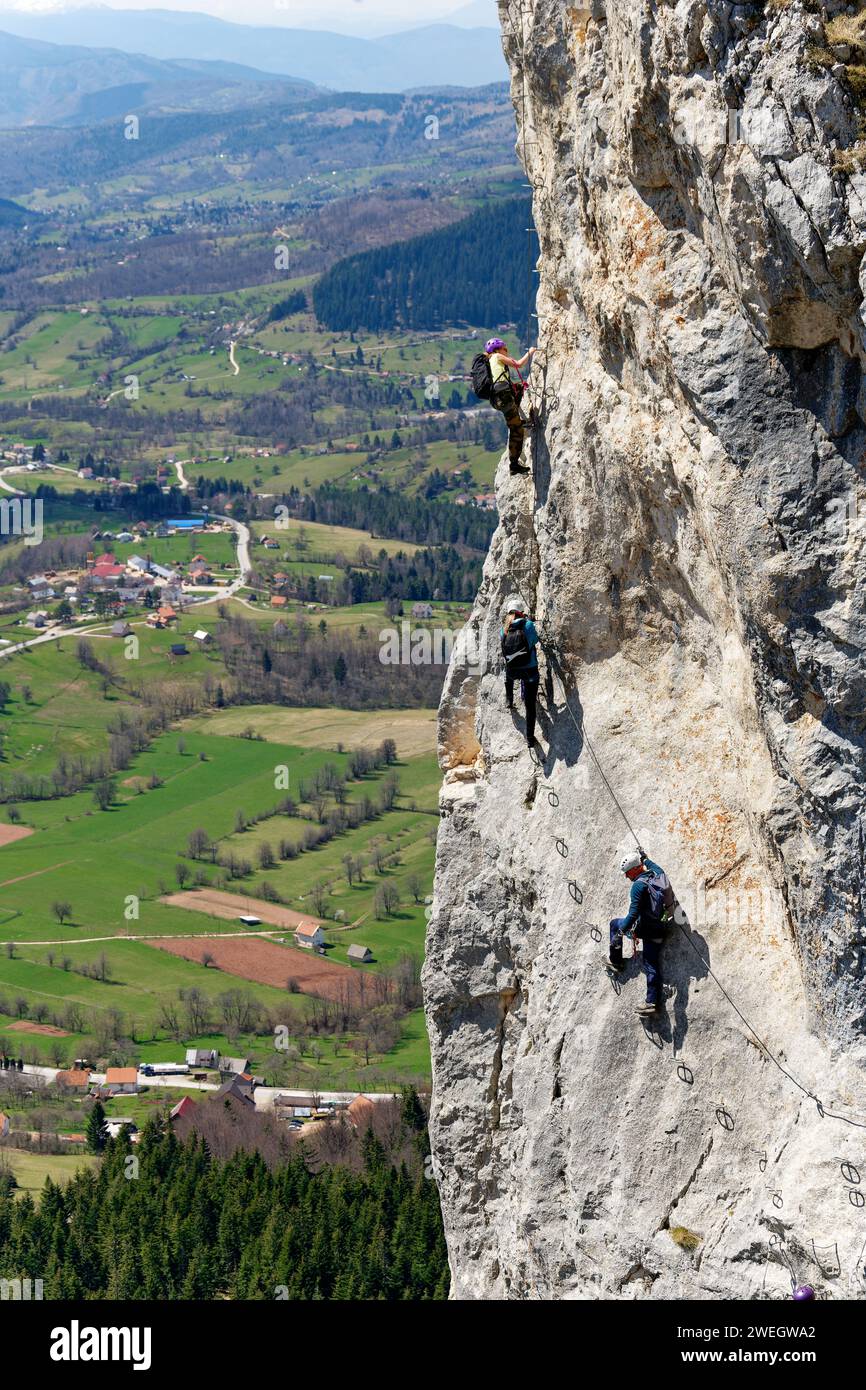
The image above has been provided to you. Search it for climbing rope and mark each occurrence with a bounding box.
[541,641,866,1133]
[545,645,643,848]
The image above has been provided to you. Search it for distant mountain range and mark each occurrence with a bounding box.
[0,7,508,95]
[0,29,314,127]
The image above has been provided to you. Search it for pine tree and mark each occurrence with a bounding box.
[86,1100,107,1154]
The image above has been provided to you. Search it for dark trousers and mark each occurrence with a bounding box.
[506,668,539,742]
[492,385,526,465]
[609,917,663,1007]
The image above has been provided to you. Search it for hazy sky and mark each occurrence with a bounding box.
[6,0,499,36]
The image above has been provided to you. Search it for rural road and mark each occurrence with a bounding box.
[3,929,291,946]
[173,459,189,490]
[0,466,24,494]
[228,340,240,376]
[193,511,251,602]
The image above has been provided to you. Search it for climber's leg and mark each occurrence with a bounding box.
[502,392,528,471]
[641,937,663,1009]
[505,674,516,711]
[522,670,540,745]
[608,917,626,970]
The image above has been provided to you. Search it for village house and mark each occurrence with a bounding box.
[103,1067,139,1094]
[55,1069,93,1093]
[219,1057,251,1077]
[215,1080,255,1108]
[192,629,212,646]
[185,1048,218,1068]
[27,576,54,601]
[346,1095,376,1130]
[411,602,433,620]
[90,554,125,587]
[347,944,373,963]
[147,604,178,629]
[169,1097,197,1124]
[110,620,132,637]
[150,563,179,584]
[105,1118,138,1140]
[294,923,325,951]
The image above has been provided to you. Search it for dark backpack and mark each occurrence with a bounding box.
[502,619,531,669]
[471,353,494,401]
[645,868,676,923]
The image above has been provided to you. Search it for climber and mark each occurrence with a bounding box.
[471,338,537,475]
[606,850,671,1018]
[501,600,541,748]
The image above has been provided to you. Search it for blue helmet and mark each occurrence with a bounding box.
[485,337,507,354]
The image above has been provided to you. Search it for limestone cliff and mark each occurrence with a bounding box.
[425,0,866,1300]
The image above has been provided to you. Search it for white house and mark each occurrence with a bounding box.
[185,1048,218,1068]
[105,1119,138,1140]
[295,923,325,950]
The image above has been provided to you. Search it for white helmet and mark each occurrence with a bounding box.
[620,850,643,873]
[505,598,526,615]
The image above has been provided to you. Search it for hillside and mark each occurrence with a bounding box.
[426,0,866,1301]
[0,8,509,93]
[0,29,309,128]
[314,197,536,333]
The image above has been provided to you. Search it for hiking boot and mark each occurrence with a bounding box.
[509,462,530,474]
[637,1003,660,1018]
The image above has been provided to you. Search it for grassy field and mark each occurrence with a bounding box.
[0,706,439,1083]
[1,1147,99,1199]
[188,705,437,756]
[249,515,422,562]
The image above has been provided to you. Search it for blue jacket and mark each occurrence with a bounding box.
[500,617,539,672]
[622,859,663,935]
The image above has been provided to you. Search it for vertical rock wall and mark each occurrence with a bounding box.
[425,0,866,1300]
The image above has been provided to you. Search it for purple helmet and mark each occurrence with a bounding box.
[485,337,507,354]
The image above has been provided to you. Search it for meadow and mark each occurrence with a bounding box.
[0,706,439,1083]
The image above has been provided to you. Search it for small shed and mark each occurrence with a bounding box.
[347,944,373,963]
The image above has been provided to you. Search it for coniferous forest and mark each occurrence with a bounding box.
[313,198,536,332]
[0,1095,449,1300]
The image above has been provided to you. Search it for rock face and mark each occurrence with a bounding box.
[425,0,866,1300]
